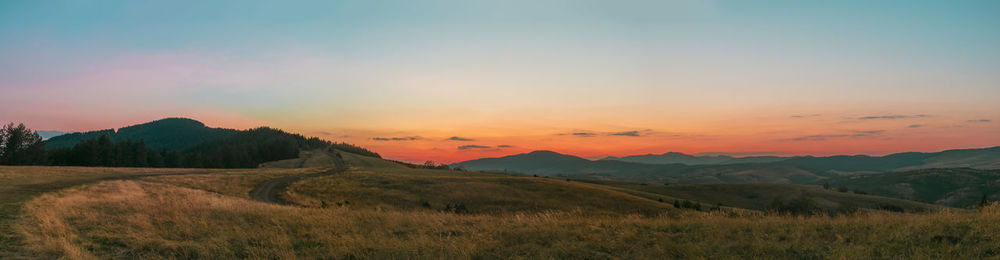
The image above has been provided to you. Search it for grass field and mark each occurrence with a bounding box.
[16,179,1000,259]
[0,166,229,257]
[605,182,943,213]
[285,167,678,215]
[143,168,321,199]
[4,155,999,258]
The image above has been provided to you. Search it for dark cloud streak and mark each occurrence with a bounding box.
[858,114,928,120]
[372,136,421,141]
[609,131,640,137]
[782,130,886,141]
[458,145,492,150]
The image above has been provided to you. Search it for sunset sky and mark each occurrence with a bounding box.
[2,1,998,163]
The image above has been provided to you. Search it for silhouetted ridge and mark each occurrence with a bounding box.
[453,147,1000,185]
[45,118,236,151]
[44,118,381,168]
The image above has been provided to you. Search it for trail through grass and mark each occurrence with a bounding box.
[18,179,1000,259]
[0,166,226,257]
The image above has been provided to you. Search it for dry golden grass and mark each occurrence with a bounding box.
[0,166,226,257]
[285,167,678,215]
[260,149,341,169]
[17,179,1000,259]
[143,168,320,198]
[613,182,944,213]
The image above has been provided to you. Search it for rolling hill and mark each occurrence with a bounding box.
[452,147,1000,185]
[42,118,380,168]
[601,182,942,213]
[828,168,1000,208]
[602,152,787,165]
[452,151,829,183]
[44,118,237,151]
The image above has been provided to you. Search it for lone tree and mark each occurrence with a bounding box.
[0,123,47,165]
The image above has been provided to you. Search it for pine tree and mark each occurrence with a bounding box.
[0,123,47,165]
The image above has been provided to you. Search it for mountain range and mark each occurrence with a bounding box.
[602,152,787,165]
[452,148,1000,207]
[453,147,1000,183]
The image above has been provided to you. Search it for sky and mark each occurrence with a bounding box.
[1,0,998,163]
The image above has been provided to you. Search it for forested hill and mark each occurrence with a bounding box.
[44,118,236,151]
[41,118,380,168]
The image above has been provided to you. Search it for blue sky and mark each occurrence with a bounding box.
[1,0,998,162]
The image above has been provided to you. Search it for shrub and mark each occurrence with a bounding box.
[444,203,469,214]
[767,193,822,216]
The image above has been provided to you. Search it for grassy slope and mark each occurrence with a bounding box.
[259,149,340,169]
[602,182,942,213]
[829,168,1000,207]
[0,166,226,257]
[2,153,990,258]
[284,165,678,216]
[16,177,1000,259]
[142,168,321,199]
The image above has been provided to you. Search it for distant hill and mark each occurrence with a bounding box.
[452,151,816,184]
[600,182,942,213]
[453,147,1000,185]
[452,150,682,176]
[45,118,237,151]
[828,168,1000,208]
[602,152,787,165]
[36,131,67,140]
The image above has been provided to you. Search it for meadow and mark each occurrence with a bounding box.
[5,158,1000,259]
[0,166,228,257]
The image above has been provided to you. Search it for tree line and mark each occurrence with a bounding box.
[0,123,47,165]
[0,122,380,168]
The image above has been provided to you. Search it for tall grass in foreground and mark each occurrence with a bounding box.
[18,180,1000,259]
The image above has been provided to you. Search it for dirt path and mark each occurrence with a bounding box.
[249,151,348,205]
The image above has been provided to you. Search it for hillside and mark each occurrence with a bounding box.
[452,151,828,184]
[602,152,787,165]
[828,168,1000,208]
[264,150,938,213]
[453,147,1000,185]
[44,118,236,151]
[599,182,942,213]
[43,118,380,169]
[8,155,990,259]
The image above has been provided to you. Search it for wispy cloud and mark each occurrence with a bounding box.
[858,114,928,120]
[458,145,492,150]
[790,114,821,118]
[447,136,474,141]
[781,130,885,141]
[559,129,647,137]
[496,145,514,148]
[852,130,885,135]
[372,136,421,141]
[609,130,641,137]
[908,124,923,128]
[967,119,992,123]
